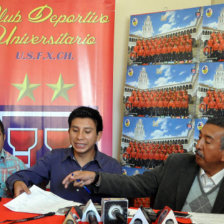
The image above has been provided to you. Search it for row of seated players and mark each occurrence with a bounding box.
[203,31,224,60]
[126,89,189,117]
[199,89,224,116]
[123,143,185,168]
[130,33,193,64]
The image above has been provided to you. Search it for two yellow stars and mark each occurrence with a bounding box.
[12,74,75,102]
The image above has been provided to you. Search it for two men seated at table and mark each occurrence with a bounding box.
[6,106,122,203]
[0,120,26,198]
[63,118,224,213]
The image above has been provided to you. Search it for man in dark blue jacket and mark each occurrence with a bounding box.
[6,106,122,203]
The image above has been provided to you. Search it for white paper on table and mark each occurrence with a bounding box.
[4,185,81,215]
[189,212,224,224]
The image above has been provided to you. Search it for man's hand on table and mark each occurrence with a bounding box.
[13,181,31,197]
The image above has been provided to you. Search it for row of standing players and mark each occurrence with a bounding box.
[123,142,185,168]
[199,89,224,117]
[203,31,224,61]
[125,89,189,117]
[130,33,193,64]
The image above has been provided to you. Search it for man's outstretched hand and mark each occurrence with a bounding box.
[62,171,96,188]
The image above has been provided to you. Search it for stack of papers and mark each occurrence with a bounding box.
[4,185,81,215]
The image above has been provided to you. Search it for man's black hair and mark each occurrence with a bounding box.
[206,117,224,150]
[0,120,5,135]
[68,106,103,133]
[206,117,224,128]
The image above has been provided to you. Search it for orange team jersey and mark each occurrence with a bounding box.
[213,42,219,51]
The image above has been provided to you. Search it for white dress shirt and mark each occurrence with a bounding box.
[199,168,224,193]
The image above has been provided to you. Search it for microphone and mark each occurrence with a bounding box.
[101,198,128,224]
[133,218,143,224]
[156,206,178,224]
[63,206,82,224]
[165,219,175,224]
[110,206,126,224]
[81,199,101,223]
[140,206,157,224]
[86,210,99,224]
[130,207,151,224]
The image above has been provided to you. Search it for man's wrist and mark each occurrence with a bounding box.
[92,172,100,186]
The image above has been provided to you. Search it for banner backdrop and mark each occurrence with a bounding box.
[0,0,115,167]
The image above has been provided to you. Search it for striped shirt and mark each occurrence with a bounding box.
[0,149,26,197]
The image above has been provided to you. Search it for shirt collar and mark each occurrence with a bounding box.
[62,147,75,161]
[200,168,224,186]
[62,145,103,169]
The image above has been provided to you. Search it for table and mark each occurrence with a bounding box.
[0,198,102,224]
[0,198,65,224]
[0,198,194,224]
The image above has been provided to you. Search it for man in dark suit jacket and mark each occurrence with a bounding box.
[63,117,224,213]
